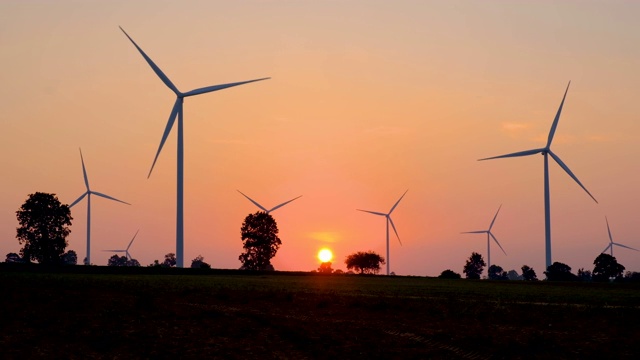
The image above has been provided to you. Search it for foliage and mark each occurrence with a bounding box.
[577,268,592,282]
[16,192,73,265]
[163,253,177,267]
[318,262,333,273]
[544,262,578,281]
[61,250,77,265]
[438,269,461,279]
[108,254,128,267]
[463,252,486,279]
[345,251,385,274]
[333,269,344,275]
[488,264,508,280]
[592,253,625,282]
[506,270,522,280]
[5,253,23,263]
[148,259,161,267]
[191,255,211,269]
[238,212,281,271]
[624,271,640,283]
[521,265,538,281]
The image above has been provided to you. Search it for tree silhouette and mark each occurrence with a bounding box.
[488,264,508,280]
[577,268,592,282]
[544,262,578,281]
[108,254,128,266]
[592,253,625,282]
[239,212,281,271]
[318,262,333,273]
[62,250,77,265]
[16,192,72,265]
[5,253,23,263]
[163,253,177,267]
[438,269,461,279]
[190,255,211,269]
[463,252,486,279]
[521,265,538,281]
[345,251,385,274]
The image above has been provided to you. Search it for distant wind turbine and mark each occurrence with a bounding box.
[602,217,639,257]
[237,190,302,214]
[104,230,140,261]
[357,190,408,275]
[462,205,507,271]
[479,82,597,270]
[69,148,130,265]
[120,27,269,267]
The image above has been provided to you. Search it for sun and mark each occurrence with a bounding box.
[318,248,333,263]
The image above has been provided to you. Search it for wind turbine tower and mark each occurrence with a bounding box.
[479,82,597,269]
[121,27,269,267]
[357,190,408,275]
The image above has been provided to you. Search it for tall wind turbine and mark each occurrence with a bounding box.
[104,230,140,261]
[357,190,408,275]
[479,82,597,270]
[69,148,130,265]
[120,27,269,267]
[237,190,302,214]
[602,217,639,257]
[461,205,507,270]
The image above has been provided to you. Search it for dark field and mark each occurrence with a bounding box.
[1,267,639,359]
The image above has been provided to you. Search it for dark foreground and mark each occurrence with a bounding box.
[1,266,639,359]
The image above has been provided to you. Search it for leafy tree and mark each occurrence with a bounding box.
[463,252,486,279]
[345,251,385,274]
[318,262,333,273]
[108,254,128,267]
[61,250,77,265]
[521,265,538,281]
[190,255,211,269]
[507,270,523,280]
[624,271,640,283]
[163,253,177,267]
[148,259,161,267]
[592,253,625,282]
[488,264,508,280]
[5,253,23,263]
[577,268,592,282]
[238,212,281,271]
[438,269,461,279]
[126,259,141,267]
[544,262,578,281]
[16,192,72,264]
[333,269,344,275]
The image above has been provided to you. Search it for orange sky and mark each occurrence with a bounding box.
[1,1,640,275]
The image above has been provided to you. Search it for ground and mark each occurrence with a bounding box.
[1,266,639,359]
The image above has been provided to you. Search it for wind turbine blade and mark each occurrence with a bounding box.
[389,189,408,214]
[546,81,571,148]
[601,244,612,254]
[79,148,90,190]
[91,191,131,205]
[605,216,614,243]
[478,148,544,161]
[488,204,502,231]
[126,230,139,251]
[548,150,597,203]
[613,243,640,252]
[388,216,402,246]
[237,190,268,212]
[461,231,487,234]
[148,99,180,178]
[489,232,507,256]
[119,27,180,95]
[356,209,387,216]
[268,195,302,213]
[183,77,270,97]
[69,192,88,208]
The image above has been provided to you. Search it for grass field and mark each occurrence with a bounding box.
[1,267,639,359]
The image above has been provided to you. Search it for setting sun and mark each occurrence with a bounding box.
[318,248,333,263]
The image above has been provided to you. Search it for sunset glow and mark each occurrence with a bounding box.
[318,249,333,263]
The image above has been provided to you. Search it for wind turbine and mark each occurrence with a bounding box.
[69,148,130,265]
[602,217,639,257]
[479,82,597,270]
[104,230,140,261]
[357,190,408,275]
[237,190,302,214]
[461,205,507,271]
[120,27,269,267]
